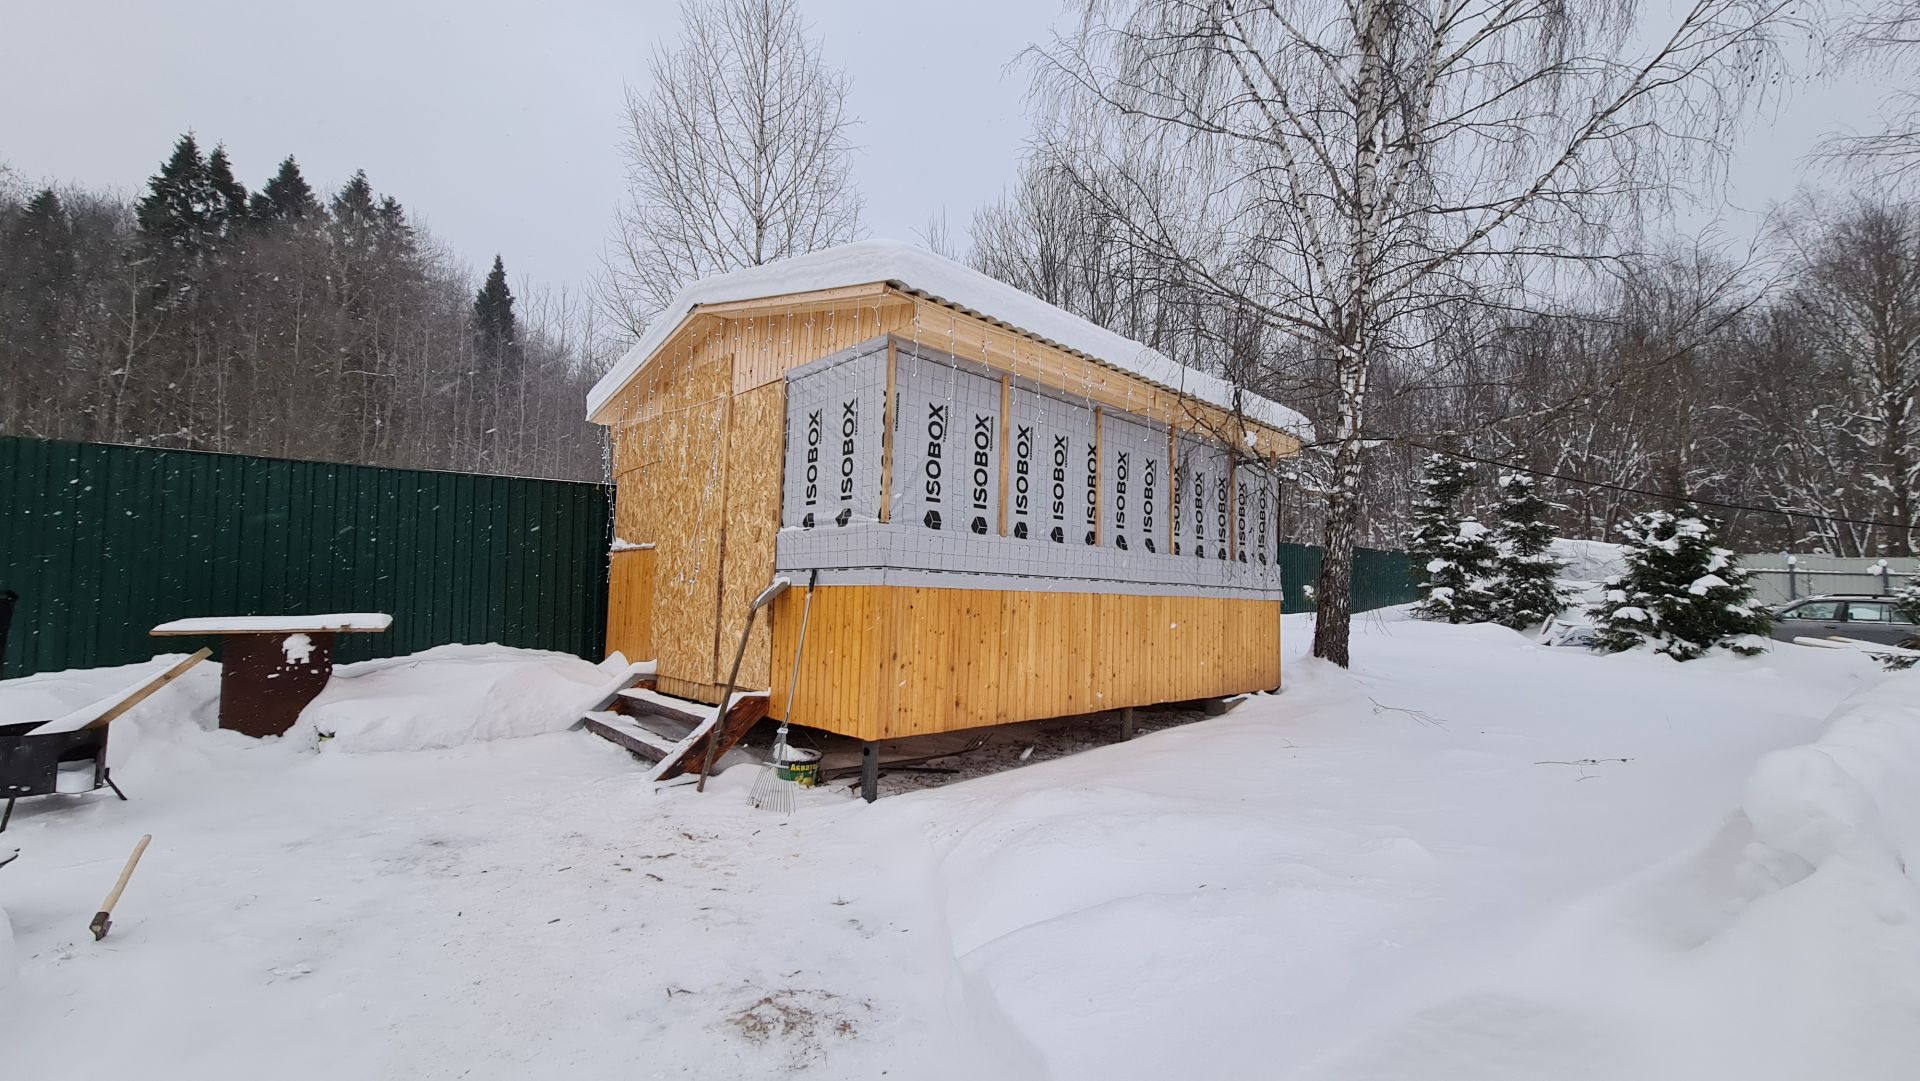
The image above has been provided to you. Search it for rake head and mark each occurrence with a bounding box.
[749,760,797,814]
[750,726,799,814]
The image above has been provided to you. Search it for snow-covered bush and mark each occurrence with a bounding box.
[1893,574,1920,626]
[1880,576,1920,670]
[1408,454,1498,623]
[1487,474,1571,630]
[1588,509,1772,660]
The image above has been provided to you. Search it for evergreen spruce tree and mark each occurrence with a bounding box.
[374,195,415,257]
[205,145,249,232]
[135,133,224,296]
[4,188,75,365]
[12,188,74,282]
[1893,575,1920,626]
[472,255,516,354]
[1408,454,1499,623]
[1588,508,1772,659]
[330,170,379,248]
[1487,474,1571,630]
[249,155,319,224]
[1884,576,1920,670]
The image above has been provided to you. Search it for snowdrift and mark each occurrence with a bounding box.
[288,644,617,752]
[0,655,220,733]
[1297,671,1920,1081]
[0,645,621,757]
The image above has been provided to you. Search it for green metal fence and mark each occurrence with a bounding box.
[1277,541,1419,615]
[0,437,612,679]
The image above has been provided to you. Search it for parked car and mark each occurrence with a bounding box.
[1771,594,1920,646]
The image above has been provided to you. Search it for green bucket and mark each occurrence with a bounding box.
[774,746,821,788]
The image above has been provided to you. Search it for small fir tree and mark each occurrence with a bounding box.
[1487,474,1571,630]
[1888,568,1920,624]
[1588,508,1771,660]
[1881,575,1920,670]
[1408,454,1499,623]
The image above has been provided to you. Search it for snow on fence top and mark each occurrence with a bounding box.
[585,239,1314,442]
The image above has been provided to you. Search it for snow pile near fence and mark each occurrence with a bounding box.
[289,644,618,752]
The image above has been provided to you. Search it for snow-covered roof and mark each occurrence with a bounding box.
[586,239,1313,441]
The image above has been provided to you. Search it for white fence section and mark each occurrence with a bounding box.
[1736,553,1916,606]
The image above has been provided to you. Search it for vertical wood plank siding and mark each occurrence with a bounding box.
[768,585,1284,740]
[0,436,611,679]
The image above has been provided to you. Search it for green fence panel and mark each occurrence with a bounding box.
[1277,541,1419,615]
[0,437,612,679]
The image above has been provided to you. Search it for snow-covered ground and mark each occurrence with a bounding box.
[1,617,1915,1079]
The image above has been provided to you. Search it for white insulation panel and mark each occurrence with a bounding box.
[890,350,1002,536]
[781,335,1284,596]
[1101,412,1167,555]
[782,343,886,530]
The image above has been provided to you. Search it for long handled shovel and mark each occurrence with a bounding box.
[90,833,152,940]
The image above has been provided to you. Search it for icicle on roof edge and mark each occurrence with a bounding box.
[585,239,1314,442]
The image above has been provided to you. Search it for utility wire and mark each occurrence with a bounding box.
[1400,440,1913,534]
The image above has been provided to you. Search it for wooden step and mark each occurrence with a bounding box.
[586,689,772,784]
[581,711,681,763]
[616,688,708,736]
[650,693,770,783]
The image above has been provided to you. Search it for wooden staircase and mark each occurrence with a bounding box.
[581,683,770,782]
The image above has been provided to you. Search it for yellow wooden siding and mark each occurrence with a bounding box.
[769,585,1281,741]
[605,548,655,662]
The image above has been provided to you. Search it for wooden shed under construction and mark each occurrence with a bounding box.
[588,241,1309,757]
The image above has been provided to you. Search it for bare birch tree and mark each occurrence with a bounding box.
[1033,0,1794,665]
[601,0,863,338]
[1779,196,1920,554]
[1822,1,1920,186]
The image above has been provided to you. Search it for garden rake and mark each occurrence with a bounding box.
[751,570,817,813]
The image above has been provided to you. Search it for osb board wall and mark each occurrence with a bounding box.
[604,328,734,685]
[711,381,786,692]
[769,585,1282,741]
[605,547,655,663]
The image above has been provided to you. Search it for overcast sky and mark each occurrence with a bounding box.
[0,0,1876,298]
